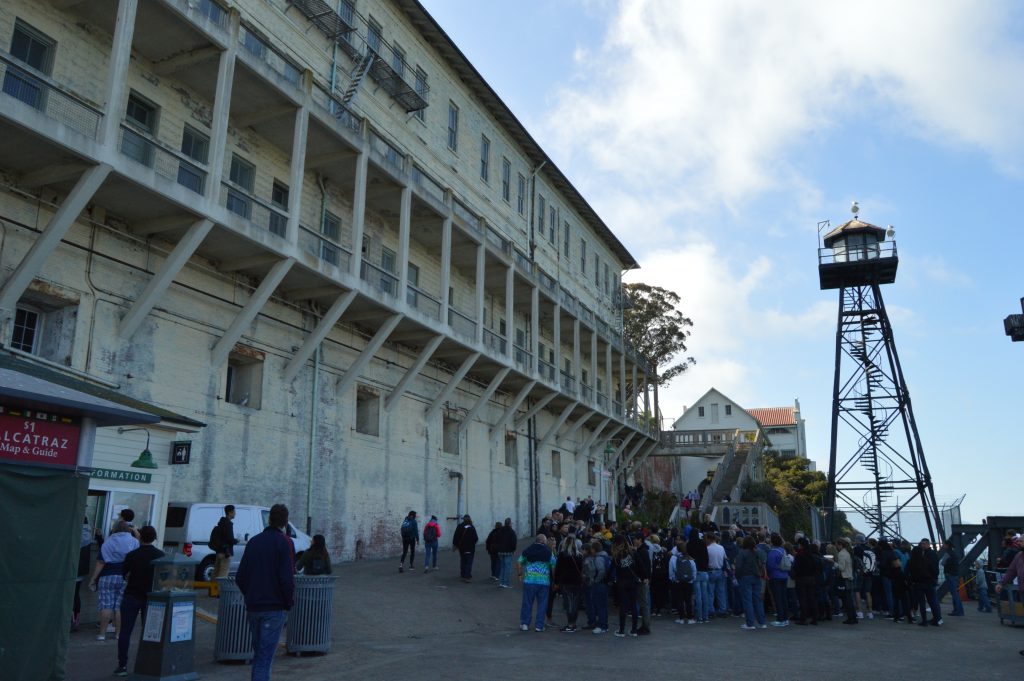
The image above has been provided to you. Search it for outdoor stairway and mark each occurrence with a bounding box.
[714,447,749,501]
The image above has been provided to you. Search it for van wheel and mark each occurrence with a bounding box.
[197,557,215,582]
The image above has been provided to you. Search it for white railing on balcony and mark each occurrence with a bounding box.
[483,328,507,355]
[513,344,532,371]
[448,306,476,340]
[0,51,102,139]
[299,223,351,270]
[538,359,556,383]
[369,130,404,174]
[220,181,288,238]
[597,392,608,411]
[559,287,577,315]
[311,82,362,135]
[579,305,595,326]
[485,225,511,254]
[513,249,533,274]
[239,24,302,87]
[359,259,398,297]
[118,125,208,195]
[613,399,623,415]
[406,285,441,320]
[561,371,576,393]
[581,384,594,403]
[538,269,557,294]
[452,198,482,235]
[411,165,445,206]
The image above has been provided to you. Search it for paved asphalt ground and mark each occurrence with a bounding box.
[67,548,1024,681]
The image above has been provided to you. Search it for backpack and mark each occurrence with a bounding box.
[208,524,222,552]
[424,523,438,543]
[673,557,696,584]
[601,555,614,585]
[306,557,328,575]
[401,518,415,540]
[861,549,877,575]
[779,551,794,572]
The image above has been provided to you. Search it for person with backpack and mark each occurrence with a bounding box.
[452,515,478,582]
[766,533,791,627]
[582,540,611,633]
[687,529,711,623]
[791,538,819,625]
[210,505,238,579]
[295,534,332,575]
[852,534,876,619]
[648,534,670,617]
[518,534,556,632]
[669,541,696,624]
[399,511,418,573]
[611,535,641,637]
[496,518,517,588]
[486,522,504,582]
[422,515,442,573]
[632,534,653,635]
[735,535,767,630]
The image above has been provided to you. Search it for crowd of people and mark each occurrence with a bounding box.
[393,505,1016,638]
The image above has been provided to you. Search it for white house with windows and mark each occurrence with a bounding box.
[747,400,808,461]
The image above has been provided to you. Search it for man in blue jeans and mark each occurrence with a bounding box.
[518,535,556,631]
[939,539,965,616]
[237,504,295,681]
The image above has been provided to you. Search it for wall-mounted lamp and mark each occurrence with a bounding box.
[118,427,158,469]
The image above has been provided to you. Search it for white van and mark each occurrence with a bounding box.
[164,502,312,581]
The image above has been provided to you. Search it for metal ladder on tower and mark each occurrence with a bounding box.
[341,53,374,106]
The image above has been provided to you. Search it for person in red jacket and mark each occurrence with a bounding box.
[422,515,442,573]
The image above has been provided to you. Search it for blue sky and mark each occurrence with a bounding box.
[421,0,1024,531]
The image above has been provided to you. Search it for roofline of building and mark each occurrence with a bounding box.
[398,0,640,271]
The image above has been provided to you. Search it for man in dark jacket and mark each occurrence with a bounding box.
[116,526,164,676]
[452,515,479,582]
[939,539,964,617]
[211,505,238,579]
[632,534,653,634]
[496,518,518,588]
[907,539,942,627]
[236,504,295,680]
[688,530,711,622]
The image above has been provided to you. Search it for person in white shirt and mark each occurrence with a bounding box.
[565,497,575,514]
[706,533,730,616]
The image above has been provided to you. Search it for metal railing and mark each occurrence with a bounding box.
[406,285,441,320]
[579,305,595,326]
[359,259,398,297]
[581,384,594,403]
[239,24,302,87]
[0,51,102,139]
[411,165,445,206]
[118,125,207,195]
[220,181,288,237]
[513,344,532,371]
[513,249,533,274]
[485,225,510,254]
[561,372,576,393]
[310,82,362,135]
[597,392,608,411]
[448,306,476,340]
[818,240,897,264]
[559,287,577,315]
[299,223,351,270]
[483,328,507,355]
[538,269,557,294]
[369,130,404,174]
[613,399,623,414]
[538,359,556,382]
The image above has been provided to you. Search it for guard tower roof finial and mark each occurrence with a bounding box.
[851,201,859,218]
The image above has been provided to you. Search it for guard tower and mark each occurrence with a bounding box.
[818,205,943,542]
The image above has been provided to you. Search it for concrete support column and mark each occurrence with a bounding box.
[572,319,581,390]
[206,12,239,193]
[99,0,139,147]
[397,185,412,298]
[440,217,452,317]
[504,266,514,360]
[590,332,598,402]
[474,244,485,344]
[605,343,613,413]
[552,304,561,386]
[349,150,369,278]
[286,106,309,245]
[619,352,627,417]
[530,286,539,373]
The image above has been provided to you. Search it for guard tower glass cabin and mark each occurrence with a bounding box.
[818,219,897,289]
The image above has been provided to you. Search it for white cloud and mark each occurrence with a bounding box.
[545,0,1024,223]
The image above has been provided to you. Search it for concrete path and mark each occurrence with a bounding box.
[67,551,1024,680]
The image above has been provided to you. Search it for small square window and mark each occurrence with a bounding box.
[551,450,561,479]
[356,385,381,436]
[504,435,518,467]
[226,349,264,409]
[11,306,41,354]
[443,416,460,455]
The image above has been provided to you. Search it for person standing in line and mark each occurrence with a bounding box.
[518,534,556,632]
[114,526,164,676]
[89,520,139,641]
[236,504,295,681]
[211,505,238,580]
[939,539,965,617]
[766,534,791,627]
[669,542,696,624]
[452,515,478,582]
[422,515,442,573]
[974,561,992,613]
[908,539,943,627]
[295,535,332,575]
[582,540,611,633]
[496,518,517,588]
[486,522,503,582]
[632,534,653,635]
[735,535,767,630]
[687,529,710,623]
[398,511,418,573]
[706,532,729,617]
[791,538,819,625]
[611,535,640,637]
[835,537,858,624]
[554,536,584,632]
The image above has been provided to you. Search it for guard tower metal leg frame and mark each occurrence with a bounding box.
[824,284,943,543]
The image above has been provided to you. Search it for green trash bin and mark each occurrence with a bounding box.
[286,575,337,654]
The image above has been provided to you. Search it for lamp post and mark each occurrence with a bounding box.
[118,426,158,469]
[604,441,617,523]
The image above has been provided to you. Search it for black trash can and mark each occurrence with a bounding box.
[286,575,337,654]
[214,577,251,662]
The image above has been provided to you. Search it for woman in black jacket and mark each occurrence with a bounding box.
[611,535,640,637]
[790,538,819,625]
[554,537,584,632]
[485,522,503,581]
